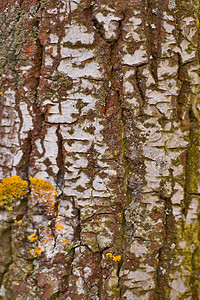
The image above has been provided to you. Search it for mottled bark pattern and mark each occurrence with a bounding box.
[0,0,200,299]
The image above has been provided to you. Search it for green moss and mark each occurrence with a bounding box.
[174,219,200,298]
[192,246,200,270]
[66,140,75,147]
[53,72,73,90]
[185,109,200,193]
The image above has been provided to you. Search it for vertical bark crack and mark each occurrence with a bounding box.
[155,195,176,299]
[56,125,65,192]
[146,0,166,82]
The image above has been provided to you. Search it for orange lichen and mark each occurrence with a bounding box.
[55,222,65,231]
[0,176,28,210]
[40,227,54,245]
[29,177,58,215]
[63,238,68,244]
[55,216,66,236]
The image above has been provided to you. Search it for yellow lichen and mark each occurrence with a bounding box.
[30,247,42,258]
[29,177,57,193]
[0,176,28,210]
[112,255,121,262]
[14,219,26,226]
[7,206,13,211]
[106,252,121,262]
[106,252,113,258]
[0,91,3,96]
[28,233,37,243]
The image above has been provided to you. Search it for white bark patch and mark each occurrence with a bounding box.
[186,197,199,225]
[123,46,148,66]
[124,16,144,42]
[168,0,176,10]
[180,39,196,63]
[163,21,174,34]
[58,60,103,79]
[62,24,94,44]
[13,150,23,167]
[46,101,79,123]
[95,12,121,40]
[60,47,95,61]
[49,33,59,44]
[19,102,33,140]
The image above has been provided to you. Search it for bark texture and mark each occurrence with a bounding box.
[0,0,200,299]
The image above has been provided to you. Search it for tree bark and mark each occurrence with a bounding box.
[0,0,200,299]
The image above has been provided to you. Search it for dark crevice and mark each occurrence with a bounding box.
[146,0,166,82]
[135,65,146,107]
[97,250,104,299]
[117,208,126,299]
[82,6,127,297]
[56,125,65,191]
[17,6,44,181]
[44,120,79,125]
[72,197,81,243]
[35,18,44,107]
[155,196,177,299]
[17,130,33,181]
[90,14,106,41]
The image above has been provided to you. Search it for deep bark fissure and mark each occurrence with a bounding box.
[56,125,65,192]
[18,130,33,180]
[135,65,146,107]
[72,197,81,244]
[155,195,177,299]
[83,4,127,297]
[35,16,44,107]
[146,0,166,82]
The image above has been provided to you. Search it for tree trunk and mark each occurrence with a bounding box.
[0,0,200,299]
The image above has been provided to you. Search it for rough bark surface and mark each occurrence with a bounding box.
[0,0,200,299]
